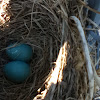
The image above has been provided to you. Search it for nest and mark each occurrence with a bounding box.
[0,0,96,100]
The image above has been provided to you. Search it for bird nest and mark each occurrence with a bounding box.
[0,0,98,100]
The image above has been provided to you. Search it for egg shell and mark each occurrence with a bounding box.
[6,44,33,62]
[3,61,31,83]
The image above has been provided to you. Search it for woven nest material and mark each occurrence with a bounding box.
[0,0,95,100]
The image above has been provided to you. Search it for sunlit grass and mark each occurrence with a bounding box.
[0,0,10,25]
[34,42,69,100]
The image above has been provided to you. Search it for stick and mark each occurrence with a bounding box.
[70,16,94,100]
[77,0,100,14]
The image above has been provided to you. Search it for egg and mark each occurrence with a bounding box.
[3,61,31,83]
[6,43,33,62]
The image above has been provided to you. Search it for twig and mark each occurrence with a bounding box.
[70,16,94,100]
[30,0,35,29]
[50,37,53,68]
[86,18,100,29]
[77,0,100,14]
[92,62,100,87]
[57,0,68,18]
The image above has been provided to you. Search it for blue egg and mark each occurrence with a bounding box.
[3,61,31,83]
[6,43,33,62]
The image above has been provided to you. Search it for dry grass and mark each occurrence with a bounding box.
[0,0,92,100]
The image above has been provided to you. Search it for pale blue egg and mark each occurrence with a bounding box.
[6,43,33,62]
[3,61,31,83]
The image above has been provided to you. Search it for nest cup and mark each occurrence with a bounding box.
[0,0,89,100]
[0,0,61,99]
